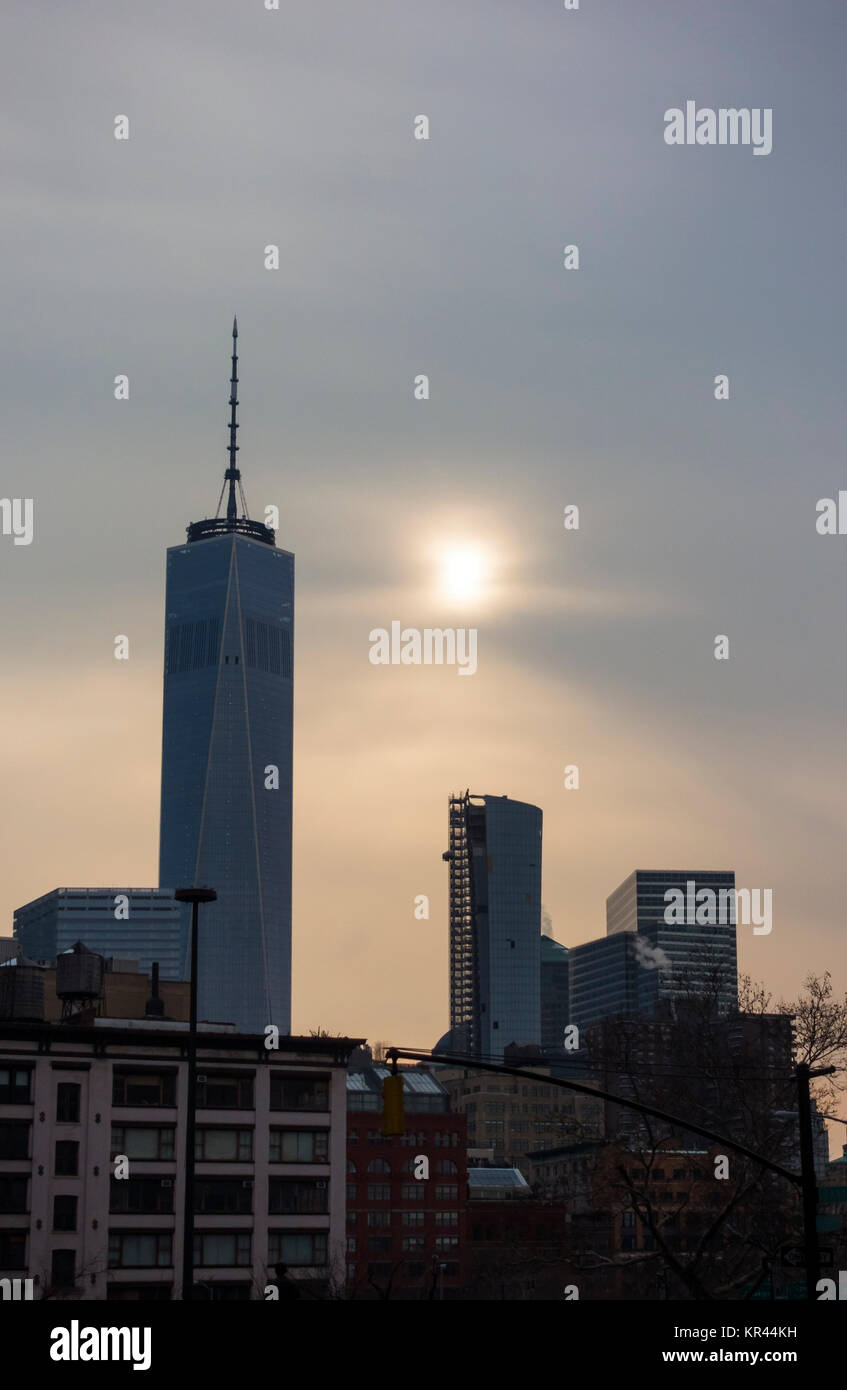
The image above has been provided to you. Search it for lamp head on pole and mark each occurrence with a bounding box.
[173,887,217,905]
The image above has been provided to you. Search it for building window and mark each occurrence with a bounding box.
[346,1183,356,1201]
[196,1073,254,1110]
[435,1211,458,1227]
[110,1178,174,1215]
[195,1128,253,1161]
[347,1093,381,1111]
[268,1231,327,1267]
[106,1284,173,1302]
[621,1211,636,1228]
[0,1175,28,1214]
[434,1236,458,1252]
[193,1232,251,1268]
[53,1195,78,1232]
[269,1129,329,1163]
[0,1068,32,1104]
[346,1237,356,1253]
[435,1160,458,1175]
[401,1183,425,1201]
[194,1283,250,1301]
[367,1184,390,1201]
[111,1126,175,1161]
[0,1122,29,1160]
[347,1159,356,1173]
[403,1211,424,1228]
[348,1130,357,1143]
[269,1075,329,1112]
[0,1232,26,1270]
[402,1237,425,1252]
[268,1179,328,1216]
[195,1179,252,1215]
[54,1141,79,1176]
[347,1211,356,1227]
[367,1159,390,1174]
[56,1083,80,1124]
[108,1232,173,1269]
[435,1185,458,1201]
[51,1249,76,1289]
[112,1071,176,1108]
[367,1211,390,1228]
[347,1262,357,1281]
[404,1261,425,1277]
[368,1236,391,1253]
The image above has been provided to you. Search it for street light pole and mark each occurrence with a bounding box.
[797,1062,820,1301]
[174,886,216,1302]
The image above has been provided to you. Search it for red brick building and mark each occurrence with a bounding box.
[346,1066,468,1299]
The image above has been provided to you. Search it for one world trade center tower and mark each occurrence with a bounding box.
[158,320,294,1032]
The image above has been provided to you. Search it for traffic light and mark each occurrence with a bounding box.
[381,1072,405,1136]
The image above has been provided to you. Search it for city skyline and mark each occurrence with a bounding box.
[1,0,845,1055]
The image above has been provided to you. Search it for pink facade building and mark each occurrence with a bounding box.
[0,1017,360,1299]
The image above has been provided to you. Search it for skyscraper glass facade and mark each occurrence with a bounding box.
[540,933,570,1051]
[605,869,738,1016]
[568,931,639,1033]
[158,532,294,1032]
[13,889,183,979]
[446,792,542,1060]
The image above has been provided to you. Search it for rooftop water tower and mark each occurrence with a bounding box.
[56,941,104,1021]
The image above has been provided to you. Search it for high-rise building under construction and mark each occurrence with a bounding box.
[442,792,542,1060]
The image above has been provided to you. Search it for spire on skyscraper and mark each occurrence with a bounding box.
[226,315,239,521]
[186,318,275,547]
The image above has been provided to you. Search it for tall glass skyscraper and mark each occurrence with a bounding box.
[158,321,294,1032]
[443,792,542,1060]
[605,868,738,1017]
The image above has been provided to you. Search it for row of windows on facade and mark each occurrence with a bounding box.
[347,1158,459,1176]
[347,1184,459,1203]
[347,1236,460,1254]
[0,1068,330,1113]
[348,1130,461,1147]
[458,1083,557,1097]
[346,1210,459,1227]
[0,1176,333,1219]
[476,1120,564,1134]
[467,1103,579,1117]
[0,1230,327,1278]
[165,617,291,678]
[347,1094,446,1114]
[626,1167,706,1182]
[0,1122,329,1165]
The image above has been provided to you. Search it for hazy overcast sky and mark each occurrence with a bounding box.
[2,0,846,1054]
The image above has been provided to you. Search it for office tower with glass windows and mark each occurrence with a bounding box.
[158,321,294,1032]
[13,888,183,980]
[443,792,542,1060]
[605,868,738,1016]
[568,930,640,1034]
